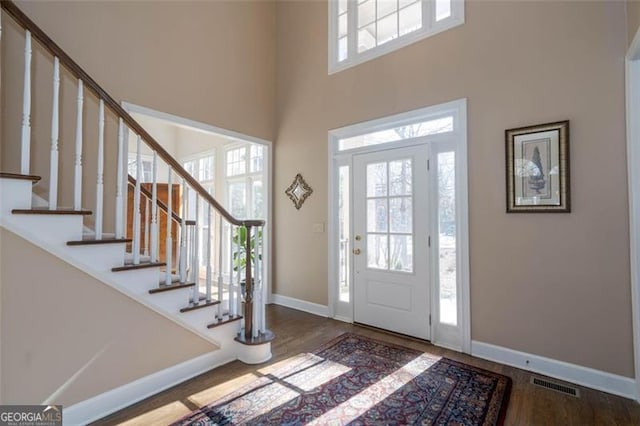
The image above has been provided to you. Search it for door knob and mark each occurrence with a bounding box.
[353,248,361,255]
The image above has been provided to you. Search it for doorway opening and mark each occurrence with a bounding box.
[122,102,273,307]
[328,99,469,352]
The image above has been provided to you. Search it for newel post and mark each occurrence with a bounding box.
[244,224,253,339]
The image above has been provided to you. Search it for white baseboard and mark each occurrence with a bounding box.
[471,340,637,400]
[63,351,234,425]
[270,294,328,317]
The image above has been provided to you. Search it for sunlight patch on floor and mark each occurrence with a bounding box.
[117,401,192,426]
[307,353,441,425]
[259,352,352,392]
[187,373,260,406]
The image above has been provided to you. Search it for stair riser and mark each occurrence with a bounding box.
[67,244,126,272]
[0,179,33,213]
[3,215,83,244]
[110,268,164,295]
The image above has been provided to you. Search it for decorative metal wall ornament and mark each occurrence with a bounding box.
[285,173,313,210]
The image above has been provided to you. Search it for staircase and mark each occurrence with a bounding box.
[0,0,274,413]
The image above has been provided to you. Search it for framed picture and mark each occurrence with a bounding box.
[505,120,570,213]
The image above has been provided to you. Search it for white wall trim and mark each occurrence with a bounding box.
[626,28,640,402]
[121,102,271,147]
[63,351,234,426]
[271,294,329,317]
[472,341,636,400]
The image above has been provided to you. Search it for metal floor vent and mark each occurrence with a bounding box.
[530,376,580,397]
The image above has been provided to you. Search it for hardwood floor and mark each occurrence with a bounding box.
[94,305,640,425]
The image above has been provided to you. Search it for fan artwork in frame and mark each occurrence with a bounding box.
[505,120,570,212]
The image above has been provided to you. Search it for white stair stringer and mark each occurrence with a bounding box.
[0,176,271,367]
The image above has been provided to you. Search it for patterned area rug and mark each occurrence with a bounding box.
[173,333,511,425]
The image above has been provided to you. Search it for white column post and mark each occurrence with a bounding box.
[20,30,32,175]
[49,57,60,210]
[150,152,158,262]
[95,99,105,239]
[132,135,142,264]
[165,168,173,286]
[115,118,125,238]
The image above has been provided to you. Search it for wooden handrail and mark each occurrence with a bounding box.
[127,175,195,226]
[0,0,264,228]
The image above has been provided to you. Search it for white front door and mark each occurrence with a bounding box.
[352,145,431,340]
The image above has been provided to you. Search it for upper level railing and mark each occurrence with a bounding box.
[0,0,270,342]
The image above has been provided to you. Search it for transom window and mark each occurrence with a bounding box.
[329,0,464,73]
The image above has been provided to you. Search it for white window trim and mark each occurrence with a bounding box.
[328,98,469,353]
[328,0,465,75]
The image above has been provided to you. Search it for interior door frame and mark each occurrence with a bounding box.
[328,98,470,353]
[626,29,640,402]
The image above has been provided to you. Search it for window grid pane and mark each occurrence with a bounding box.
[365,160,413,273]
[438,151,457,325]
[333,0,460,70]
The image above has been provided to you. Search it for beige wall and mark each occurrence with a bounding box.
[629,0,640,46]
[0,228,214,406]
[1,0,275,232]
[274,1,634,377]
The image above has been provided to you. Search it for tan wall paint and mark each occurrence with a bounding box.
[629,0,640,46]
[1,0,275,232]
[0,228,215,406]
[274,1,634,377]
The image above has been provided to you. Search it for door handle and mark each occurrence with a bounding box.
[353,248,361,255]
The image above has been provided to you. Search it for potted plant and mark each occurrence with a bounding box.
[232,226,262,300]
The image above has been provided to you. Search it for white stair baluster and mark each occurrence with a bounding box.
[132,135,142,264]
[115,118,125,238]
[74,80,84,211]
[206,204,212,303]
[150,152,158,262]
[229,224,235,317]
[179,180,187,283]
[49,57,60,210]
[95,99,105,239]
[256,226,263,335]
[237,227,242,323]
[20,30,31,175]
[144,198,150,257]
[191,195,200,305]
[165,168,173,286]
[217,214,224,318]
[122,126,129,238]
[260,226,266,333]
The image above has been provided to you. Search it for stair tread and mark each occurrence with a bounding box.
[180,299,221,313]
[0,172,41,182]
[149,282,195,294]
[207,314,243,329]
[112,262,166,272]
[68,237,131,246]
[12,207,92,215]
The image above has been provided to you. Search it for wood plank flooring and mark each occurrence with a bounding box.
[93,305,640,425]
